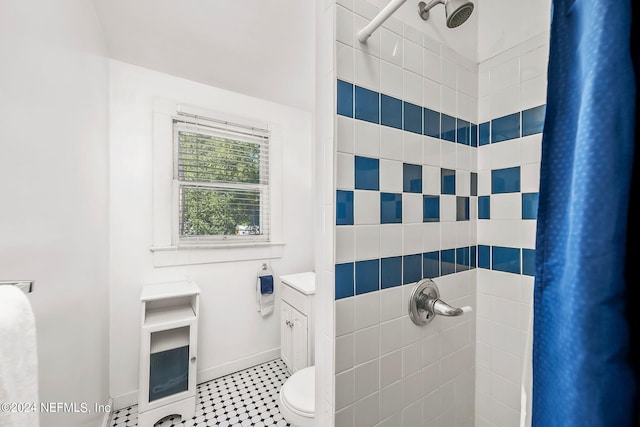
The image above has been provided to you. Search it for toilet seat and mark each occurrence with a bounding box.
[279,366,315,426]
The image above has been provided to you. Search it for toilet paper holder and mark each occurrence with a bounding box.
[408,279,472,326]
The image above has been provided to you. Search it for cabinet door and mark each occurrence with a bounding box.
[280,304,292,371]
[290,307,308,373]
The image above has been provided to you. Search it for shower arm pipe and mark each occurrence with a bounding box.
[357,0,407,43]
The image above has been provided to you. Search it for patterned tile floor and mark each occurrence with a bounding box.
[110,359,291,427]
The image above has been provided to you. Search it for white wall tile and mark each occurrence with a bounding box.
[355,325,380,365]
[478,96,491,123]
[422,389,440,423]
[355,291,380,330]
[522,221,537,248]
[422,165,441,195]
[456,170,471,196]
[442,58,457,89]
[354,119,380,157]
[491,194,522,220]
[423,137,441,167]
[456,221,471,246]
[336,333,355,374]
[353,0,378,19]
[380,224,403,258]
[521,134,543,164]
[402,399,422,427]
[521,162,541,192]
[423,223,440,252]
[380,28,403,67]
[337,152,355,190]
[478,71,490,98]
[521,75,547,110]
[422,33,440,54]
[379,159,403,193]
[441,140,457,169]
[491,322,526,358]
[403,370,423,406]
[403,24,422,45]
[490,220,523,247]
[402,314,423,346]
[380,349,403,388]
[380,126,403,161]
[457,66,476,97]
[379,412,402,427]
[354,49,380,90]
[490,85,520,118]
[336,225,355,263]
[491,347,523,385]
[354,191,380,225]
[380,318,403,355]
[337,42,355,82]
[490,58,519,94]
[491,139,522,169]
[403,193,423,224]
[355,359,379,401]
[336,297,355,336]
[380,381,403,421]
[353,14,381,57]
[379,286,403,322]
[478,170,491,195]
[457,92,475,122]
[404,39,423,76]
[403,341,423,376]
[423,48,442,83]
[354,224,380,258]
[335,405,354,427]
[441,222,457,249]
[403,223,423,254]
[380,60,403,99]
[423,78,441,111]
[354,391,379,427]
[336,5,354,46]
[521,44,549,82]
[441,86,457,116]
[491,374,520,411]
[382,15,403,36]
[337,116,355,154]
[440,195,457,222]
[403,131,423,162]
[335,369,355,410]
[403,70,423,106]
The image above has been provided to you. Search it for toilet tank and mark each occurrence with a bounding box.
[279,272,315,373]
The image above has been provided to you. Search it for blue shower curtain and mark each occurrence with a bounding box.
[533,0,639,426]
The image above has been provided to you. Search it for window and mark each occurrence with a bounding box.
[173,114,270,245]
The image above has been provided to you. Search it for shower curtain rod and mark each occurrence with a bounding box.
[357,0,407,43]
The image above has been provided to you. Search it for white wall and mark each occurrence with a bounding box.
[477,0,551,62]
[108,60,314,405]
[0,1,110,426]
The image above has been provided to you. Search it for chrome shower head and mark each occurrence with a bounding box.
[418,0,474,28]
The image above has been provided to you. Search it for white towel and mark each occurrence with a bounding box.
[256,265,275,316]
[0,286,39,427]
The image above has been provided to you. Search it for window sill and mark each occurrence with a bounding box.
[150,242,285,267]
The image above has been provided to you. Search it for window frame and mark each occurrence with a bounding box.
[150,99,284,267]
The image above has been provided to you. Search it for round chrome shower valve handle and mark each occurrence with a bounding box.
[408,279,473,326]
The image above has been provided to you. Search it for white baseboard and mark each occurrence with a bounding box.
[111,348,281,411]
[101,398,114,427]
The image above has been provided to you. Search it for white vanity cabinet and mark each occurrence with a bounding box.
[279,272,315,374]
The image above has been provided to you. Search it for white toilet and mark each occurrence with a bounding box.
[278,272,316,426]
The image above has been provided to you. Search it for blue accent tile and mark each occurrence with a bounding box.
[355,86,379,124]
[441,168,456,195]
[491,112,521,143]
[354,156,379,190]
[456,247,470,272]
[337,80,353,118]
[492,246,521,274]
[471,123,478,147]
[381,256,403,289]
[423,251,440,278]
[470,246,477,269]
[470,173,478,196]
[380,94,402,129]
[441,249,456,276]
[336,190,354,225]
[457,119,470,145]
[441,114,456,142]
[522,105,546,136]
[522,192,539,220]
[478,196,490,219]
[424,108,440,138]
[522,249,536,277]
[423,196,440,222]
[492,167,521,194]
[403,163,422,193]
[403,254,422,284]
[355,259,380,295]
[335,262,354,299]
[380,192,403,224]
[456,196,470,221]
[478,245,490,269]
[479,122,490,146]
[403,102,422,134]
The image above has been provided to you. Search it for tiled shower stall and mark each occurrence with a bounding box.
[314,0,549,425]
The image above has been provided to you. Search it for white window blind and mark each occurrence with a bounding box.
[173,114,270,245]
